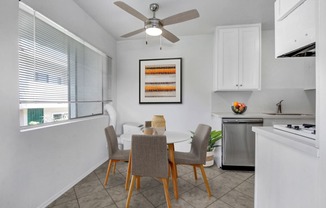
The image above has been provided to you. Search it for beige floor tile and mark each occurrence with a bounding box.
[201,165,226,179]
[48,199,79,208]
[100,172,126,188]
[142,185,173,207]
[206,199,234,208]
[210,172,245,189]
[220,190,254,208]
[74,179,105,198]
[136,176,161,192]
[157,198,194,208]
[78,189,114,208]
[49,163,256,208]
[180,171,205,186]
[226,171,254,181]
[180,187,217,208]
[246,174,255,184]
[107,184,140,202]
[167,177,195,195]
[47,188,76,207]
[235,181,255,198]
[115,193,154,208]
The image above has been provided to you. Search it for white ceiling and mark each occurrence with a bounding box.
[73,0,275,41]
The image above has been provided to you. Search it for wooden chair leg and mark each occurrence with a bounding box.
[113,161,117,174]
[125,152,132,190]
[193,165,198,180]
[162,178,171,208]
[199,164,212,197]
[104,160,113,187]
[126,175,136,208]
[136,176,141,189]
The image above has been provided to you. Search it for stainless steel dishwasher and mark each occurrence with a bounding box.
[222,118,263,170]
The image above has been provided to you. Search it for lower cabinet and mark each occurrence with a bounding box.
[254,130,319,208]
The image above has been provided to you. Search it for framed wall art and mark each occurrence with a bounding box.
[139,58,182,104]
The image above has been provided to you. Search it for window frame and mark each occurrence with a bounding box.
[18,2,112,129]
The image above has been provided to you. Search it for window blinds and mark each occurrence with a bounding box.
[18,2,112,120]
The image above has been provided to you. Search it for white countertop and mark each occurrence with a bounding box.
[212,112,315,119]
[252,126,319,157]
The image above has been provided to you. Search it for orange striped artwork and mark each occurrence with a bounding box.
[140,58,181,103]
[144,64,177,98]
[145,85,176,92]
[145,64,176,75]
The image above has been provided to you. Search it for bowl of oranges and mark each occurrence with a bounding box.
[231,102,247,114]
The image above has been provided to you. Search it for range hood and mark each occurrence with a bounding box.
[277,42,315,58]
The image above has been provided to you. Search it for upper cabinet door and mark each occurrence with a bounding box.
[214,24,261,91]
[275,0,316,57]
[217,28,239,90]
[276,0,307,21]
[239,26,261,90]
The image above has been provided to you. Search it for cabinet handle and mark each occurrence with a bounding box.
[240,84,243,87]
[236,84,238,87]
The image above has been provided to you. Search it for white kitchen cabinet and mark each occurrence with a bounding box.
[214,24,261,91]
[275,0,307,21]
[275,0,316,57]
[253,127,319,208]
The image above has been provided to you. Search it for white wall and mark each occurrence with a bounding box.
[116,35,216,133]
[0,0,116,207]
[212,30,316,114]
[317,0,326,206]
[116,30,316,135]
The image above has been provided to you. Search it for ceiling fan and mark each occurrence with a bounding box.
[114,1,200,43]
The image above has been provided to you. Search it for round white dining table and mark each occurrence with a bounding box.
[120,130,192,144]
[120,130,192,200]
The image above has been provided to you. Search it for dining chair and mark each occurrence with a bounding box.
[172,124,212,197]
[103,125,130,188]
[126,135,171,208]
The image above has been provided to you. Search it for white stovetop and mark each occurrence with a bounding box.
[212,112,315,119]
[252,127,319,157]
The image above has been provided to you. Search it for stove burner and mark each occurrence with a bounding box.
[274,124,316,139]
[303,124,316,128]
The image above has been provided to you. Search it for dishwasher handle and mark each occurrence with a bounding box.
[222,118,263,124]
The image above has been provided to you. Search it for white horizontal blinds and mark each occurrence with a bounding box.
[18,10,35,102]
[103,56,112,101]
[69,40,103,117]
[18,2,112,122]
[18,9,69,103]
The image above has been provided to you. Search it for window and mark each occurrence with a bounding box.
[18,2,112,127]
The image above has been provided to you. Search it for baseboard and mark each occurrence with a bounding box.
[221,165,255,171]
[37,157,108,208]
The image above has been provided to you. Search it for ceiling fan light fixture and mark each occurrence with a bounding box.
[146,27,162,36]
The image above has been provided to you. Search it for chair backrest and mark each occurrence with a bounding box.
[131,135,168,178]
[190,124,212,164]
[104,125,119,158]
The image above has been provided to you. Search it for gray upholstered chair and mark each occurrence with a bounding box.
[172,124,212,197]
[103,125,130,188]
[126,135,171,208]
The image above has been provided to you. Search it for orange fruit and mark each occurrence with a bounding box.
[233,101,238,107]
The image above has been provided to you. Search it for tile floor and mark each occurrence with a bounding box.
[47,161,254,208]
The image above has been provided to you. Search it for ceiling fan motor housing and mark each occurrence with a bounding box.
[145,18,162,29]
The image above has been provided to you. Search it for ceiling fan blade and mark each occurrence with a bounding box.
[161,9,200,26]
[161,28,180,43]
[121,28,145,38]
[114,1,148,22]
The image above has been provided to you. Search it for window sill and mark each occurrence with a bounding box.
[20,115,108,133]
